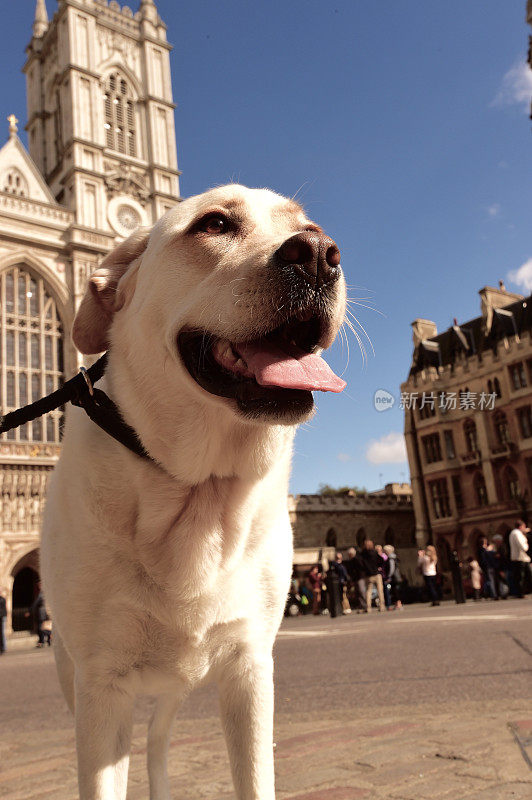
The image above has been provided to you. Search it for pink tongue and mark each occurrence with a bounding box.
[237,341,346,393]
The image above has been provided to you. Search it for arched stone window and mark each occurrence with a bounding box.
[0,266,64,443]
[494,411,509,445]
[437,537,452,572]
[473,472,488,507]
[103,71,138,157]
[464,419,478,453]
[325,528,337,548]
[503,466,520,501]
[2,168,28,198]
[383,526,395,546]
[471,529,486,559]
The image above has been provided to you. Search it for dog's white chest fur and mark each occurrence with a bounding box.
[43,420,292,696]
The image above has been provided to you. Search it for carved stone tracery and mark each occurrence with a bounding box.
[103,160,150,204]
[97,27,140,75]
[0,464,53,535]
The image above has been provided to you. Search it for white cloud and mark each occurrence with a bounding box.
[365,432,407,465]
[337,452,351,462]
[508,258,532,292]
[492,60,532,112]
[487,203,501,218]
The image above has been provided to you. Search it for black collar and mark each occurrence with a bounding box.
[0,354,154,465]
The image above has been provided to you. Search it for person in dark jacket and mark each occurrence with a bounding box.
[332,552,351,614]
[478,538,500,600]
[345,547,367,612]
[0,590,7,654]
[30,582,49,647]
[360,540,385,613]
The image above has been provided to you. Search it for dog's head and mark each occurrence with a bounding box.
[73,185,346,426]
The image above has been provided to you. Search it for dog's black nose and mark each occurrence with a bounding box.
[277,232,341,288]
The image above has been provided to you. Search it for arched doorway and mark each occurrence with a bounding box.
[10,549,40,632]
[356,527,366,548]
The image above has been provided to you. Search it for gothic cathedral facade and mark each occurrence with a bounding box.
[0,0,180,632]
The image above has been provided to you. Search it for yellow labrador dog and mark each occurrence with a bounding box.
[41,184,346,800]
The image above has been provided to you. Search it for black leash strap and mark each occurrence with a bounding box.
[0,354,151,463]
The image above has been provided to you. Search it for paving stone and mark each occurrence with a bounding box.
[284,788,369,799]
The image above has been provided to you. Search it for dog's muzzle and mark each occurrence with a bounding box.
[274,232,341,290]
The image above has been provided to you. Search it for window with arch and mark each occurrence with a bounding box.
[473,472,488,507]
[464,419,478,453]
[103,72,138,157]
[503,466,520,501]
[494,411,509,445]
[2,169,29,198]
[325,528,337,548]
[0,266,64,444]
[494,378,502,399]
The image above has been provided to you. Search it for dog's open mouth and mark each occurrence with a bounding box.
[178,313,346,421]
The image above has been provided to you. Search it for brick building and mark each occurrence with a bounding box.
[401,284,532,567]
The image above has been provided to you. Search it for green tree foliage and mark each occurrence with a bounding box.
[318,484,367,496]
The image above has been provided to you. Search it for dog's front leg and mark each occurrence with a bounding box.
[74,678,134,800]
[218,651,276,800]
[147,694,183,800]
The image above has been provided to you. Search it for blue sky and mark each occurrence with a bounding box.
[2,1,532,494]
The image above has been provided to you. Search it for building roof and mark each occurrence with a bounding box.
[409,292,532,375]
[0,127,58,206]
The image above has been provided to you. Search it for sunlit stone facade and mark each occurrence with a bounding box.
[0,0,180,631]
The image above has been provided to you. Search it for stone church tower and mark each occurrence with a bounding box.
[0,0,180,633]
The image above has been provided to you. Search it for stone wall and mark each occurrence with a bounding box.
[288,493,420,583]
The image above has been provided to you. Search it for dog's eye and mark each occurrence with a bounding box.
[200,214,230,235]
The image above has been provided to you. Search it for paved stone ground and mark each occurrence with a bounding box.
[1,600,531,799]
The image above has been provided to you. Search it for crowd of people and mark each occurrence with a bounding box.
[288,519,532,616]
[466,519,531,601]
[289,539,407,616]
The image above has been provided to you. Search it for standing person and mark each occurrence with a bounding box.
[383,544,403,609]
[450,551,466,604]
[478,537,500,600]
[468,556,482,600]
[492,534,509,598]
[345,547,367,612]
[418,545,440,606]
[360,540,385,613]
[509,520,531,599]
[29,581,48,648]
[0,590,7,654]
[308,565,322,616]
[332,552,351,614]
[41,607,52,646]
[320,555,330,614]
[375,545,391,609]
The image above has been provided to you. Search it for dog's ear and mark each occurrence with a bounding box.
[72,228,150,354]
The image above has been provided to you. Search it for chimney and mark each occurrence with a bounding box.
[411,318,437,348]
[479,283,524,334]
